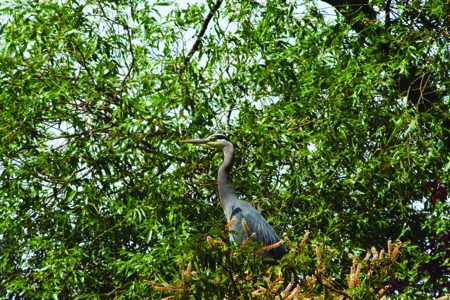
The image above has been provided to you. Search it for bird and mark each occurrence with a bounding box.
[180,133,290,264]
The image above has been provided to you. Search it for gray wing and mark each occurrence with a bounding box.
[229,206,287,261]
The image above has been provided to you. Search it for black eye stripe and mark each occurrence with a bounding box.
[210,134,231,142]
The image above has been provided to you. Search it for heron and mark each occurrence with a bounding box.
[181,134,296,274]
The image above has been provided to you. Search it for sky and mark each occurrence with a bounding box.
[154,0,337,21]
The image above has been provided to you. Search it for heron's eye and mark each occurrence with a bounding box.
[210,137,216,141]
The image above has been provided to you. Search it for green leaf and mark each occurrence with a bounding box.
[209,228,224,236]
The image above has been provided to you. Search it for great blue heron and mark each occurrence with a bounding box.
[180,134,292,265]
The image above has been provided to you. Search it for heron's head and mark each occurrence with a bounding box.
[180,134,232,150]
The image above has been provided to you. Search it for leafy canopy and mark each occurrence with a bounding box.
[1,0,449,298]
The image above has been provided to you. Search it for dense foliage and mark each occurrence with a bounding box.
[1,0,449,298]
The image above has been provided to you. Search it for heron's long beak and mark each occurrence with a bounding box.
[180,139,209,145]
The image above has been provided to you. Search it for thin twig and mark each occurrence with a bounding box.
[317,281,352,300]
[85,218,127,253]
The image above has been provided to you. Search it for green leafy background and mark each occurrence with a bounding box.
[1,0,449,298]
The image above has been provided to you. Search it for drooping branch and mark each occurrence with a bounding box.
[185,0,223,62]
[320,0,377,33]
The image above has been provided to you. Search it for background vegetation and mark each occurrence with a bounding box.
[1,0,449,298]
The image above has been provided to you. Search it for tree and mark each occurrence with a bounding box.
[1,0,449,298]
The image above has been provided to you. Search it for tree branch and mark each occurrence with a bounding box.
[320,0,377,33]
[317,281,352,300]
[185,0,223,62]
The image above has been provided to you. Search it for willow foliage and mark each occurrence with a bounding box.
[1,0,449,298]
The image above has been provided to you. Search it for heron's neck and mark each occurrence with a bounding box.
[218,143,239,220]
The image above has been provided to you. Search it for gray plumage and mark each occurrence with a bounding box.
[181,134,287,261]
